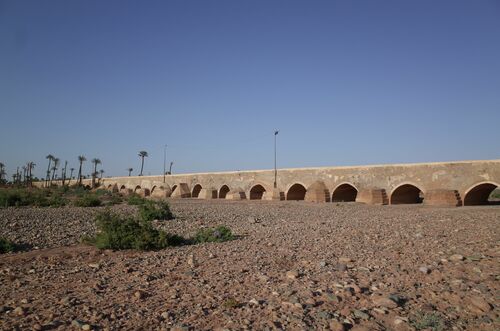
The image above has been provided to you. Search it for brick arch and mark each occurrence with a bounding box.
[219,185,230,199]
[390,183,424,205]
[192,184,203,198]
[463,181,499,206]
[286,183,307,201]
[331,182,358,202]
[249,184,267,200]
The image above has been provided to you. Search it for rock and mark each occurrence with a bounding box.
[33,323,43,331]
[161,311,170,319]
[134,290,146,300]
[286,270,299,280]
[467,296,492,313]
[329,320,346,331]
[339,257,352,263]
[345,284,362,294]
[72,320,84,328]
[82,325,92,331]
[13,306,25,316]
[449,254,464,262]
[319,261,327,267]
[371,295,399,309]
[372,308,387,315]
[88,263,100,269]
[353,309,370,320]
[248,298,260,306]
[418,266,431,274]
[336,263,348,272]
[187,254,197,268]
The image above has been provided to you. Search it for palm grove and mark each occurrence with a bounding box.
[0,150,150,187]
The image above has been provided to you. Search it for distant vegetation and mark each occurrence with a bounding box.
[0,186,124,208]
[490,188,500,200]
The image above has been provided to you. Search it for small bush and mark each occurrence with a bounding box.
[73,194,102,207]
[86,210,184,250]
[410,311,445,331]
[107,194,123,205]
[43,194,68,207]
[139,200,174,222]
[0,237,15,253]
[127,194,146,205]
[223,298,240,309]
[194,226,234,243]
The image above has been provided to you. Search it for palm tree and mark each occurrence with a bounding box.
[22,166,27,184]
[27,161,35,186]
[99,169,104,179]
[0,162,5,183]
[127,167,133,176]
[91,158,101,188]
[45,154,54,187]
[61,161,68,186]
[77,155,86,186]
[138,151,148,176]
[51,158,60,184]
[68,168,75,186]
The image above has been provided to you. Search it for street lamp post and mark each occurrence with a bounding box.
[274,130,279,188]
[163,144,167,183]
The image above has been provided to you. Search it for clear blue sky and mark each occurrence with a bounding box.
[1,0,499,179]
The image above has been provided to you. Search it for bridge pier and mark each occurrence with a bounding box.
[356,189,388,205]
[423,189,462,207]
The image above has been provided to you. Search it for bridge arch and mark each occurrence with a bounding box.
[171,184,178,195]
[286,183,307,201]
[390,183,424,204]
[219,185,230,199]
[463,182,499,206]
[192,184,203,198]
[332,183,358,202]
[249,184,267,200]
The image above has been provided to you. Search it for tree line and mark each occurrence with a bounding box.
[0,150,153,187]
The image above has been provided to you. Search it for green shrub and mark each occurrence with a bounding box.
[0,237,15,253]
[223,298,240,309]
[127,194,146,205]
[73,194,102,207]
[194,226,234,243]
[410,312,445,331]
[86,210,185,250]
[43,194,68,207]
[106,194,123,205]
[139,200,174,222]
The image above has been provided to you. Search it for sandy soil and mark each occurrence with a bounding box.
[0,200,498,330]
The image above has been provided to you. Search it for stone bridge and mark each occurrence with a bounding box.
[83,160,500,207]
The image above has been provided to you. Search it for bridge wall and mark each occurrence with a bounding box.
[93,160,499,205]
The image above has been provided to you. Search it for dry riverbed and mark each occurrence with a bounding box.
[0,200,499,330]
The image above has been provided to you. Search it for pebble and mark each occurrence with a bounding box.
[286,270,299,280]
[353,309,370,320]
[329,320,346,331]
[339,257,352,263]
[13,306,25,316]
[449,254,464,262]
[371,295,399,308]
[419,266,431,274]
[187,254,197,268]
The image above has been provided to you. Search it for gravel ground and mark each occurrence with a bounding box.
[0,200,499,331]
